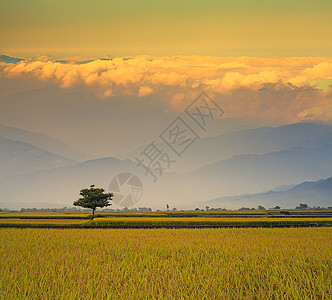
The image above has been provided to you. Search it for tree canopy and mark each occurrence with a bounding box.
[73,185,113,219]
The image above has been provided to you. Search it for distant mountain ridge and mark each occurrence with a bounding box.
[124,122,332,172]
[0,136,77,179]
[0,123,92,161]
[207,176,332,209]
[1,144,332,209]
[1,122,332,209]
[0,157,146,209]
[186,144,332,198]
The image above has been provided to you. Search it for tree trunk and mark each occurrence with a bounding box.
[91,208,95,220]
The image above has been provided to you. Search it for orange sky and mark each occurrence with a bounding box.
[1,0,332,57]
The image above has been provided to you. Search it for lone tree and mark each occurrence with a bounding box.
[296,203,308,210]
[73,185,113,219]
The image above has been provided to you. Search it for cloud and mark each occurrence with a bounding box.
[208,83,329,123]
[1,56,332,122]
[138,86,153,97]
[2,56,332,94]
[296,87,332,121]
[214,71,279,90]
[304,62,332,79]
[147,72,187,87]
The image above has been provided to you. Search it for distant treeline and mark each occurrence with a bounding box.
[1,203,332,213]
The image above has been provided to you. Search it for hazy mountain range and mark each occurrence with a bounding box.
[125,122,332,172]
[0,157,139,209]
[187,144,332,196]
[0,123,91,161]
[207,176,332,209]
[0,136,77,179]
[0,122,331,209]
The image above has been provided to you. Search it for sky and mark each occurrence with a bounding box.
[0,0,332,157]
[1,0,332,57]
